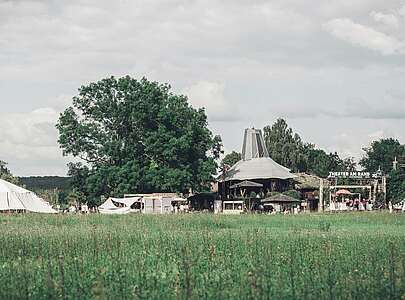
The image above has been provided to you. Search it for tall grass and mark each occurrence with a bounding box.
[0,213,404,299]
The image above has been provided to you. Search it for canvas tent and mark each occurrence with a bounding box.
[0,179,57,213]
[223,157,296,181]
[98,197,141,214]
[223,129,296,182]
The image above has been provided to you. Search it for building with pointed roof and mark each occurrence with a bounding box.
[220,128,296,199]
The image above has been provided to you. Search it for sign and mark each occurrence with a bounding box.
[328,171,381,179]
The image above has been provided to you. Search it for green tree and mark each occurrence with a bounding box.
[263,118,355,177]
[360,138,405,173]
[0,160,20,185]
[387,169,405,204]
[305,148,355,177]
[222,151,241,167]
[263,118,308,172]
[57,76,221,204]
[65,189,86,206]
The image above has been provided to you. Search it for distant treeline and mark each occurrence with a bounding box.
[19,176,71,191]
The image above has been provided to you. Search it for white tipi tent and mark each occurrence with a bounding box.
[98,197,141,215]
[0,179,57,213]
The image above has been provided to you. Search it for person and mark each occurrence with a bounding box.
[359,201,365,211]
[82,204,89,214]
[388,201,393,213]
[330,201,335,212]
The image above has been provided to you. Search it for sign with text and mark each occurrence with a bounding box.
[328,171,381,179]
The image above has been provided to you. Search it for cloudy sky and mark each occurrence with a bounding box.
[1,0,405,176]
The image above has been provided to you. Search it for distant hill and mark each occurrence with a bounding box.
[19,176,71,191]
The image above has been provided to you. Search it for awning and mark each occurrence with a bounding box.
[261,194,301,203]
[336,189,353,196]
[230,180,264,189]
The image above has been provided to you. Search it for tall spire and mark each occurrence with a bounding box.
[241,128,269,160]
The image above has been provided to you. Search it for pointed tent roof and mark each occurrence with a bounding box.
[223,128,296,181]
[0,179,57,213]
[242,128,269,160]
[224,157,296,181]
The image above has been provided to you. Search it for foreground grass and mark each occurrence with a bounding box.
[1,213,405,299]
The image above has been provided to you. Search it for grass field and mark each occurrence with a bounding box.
[1,213,405,300]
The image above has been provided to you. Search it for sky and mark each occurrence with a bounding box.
[1,0,405,176]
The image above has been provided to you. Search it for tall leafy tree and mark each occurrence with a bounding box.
[387,169,405,203]
[305,148,355,177]
[263,118,308,172]
[360,138,405,173]
[221,151,241,167]
[360,138,405,203]
[0,160,20,185]
[263,118,356,177]
[57,76,221,204]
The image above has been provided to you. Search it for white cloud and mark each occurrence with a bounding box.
[182,81,241,122]
[0,107,68,176]
[370,11,399,28]
[323,18,404,55]
[399,5,405,16]
[1,0,405,174]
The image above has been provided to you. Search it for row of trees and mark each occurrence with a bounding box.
[55,78,405,205]
[222,119,357,178]
[221,119,405,203]
[4,76,405,205]
[223,118,405,177]
[263,119,357,177]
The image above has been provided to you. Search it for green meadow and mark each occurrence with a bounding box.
[1,213,405,299]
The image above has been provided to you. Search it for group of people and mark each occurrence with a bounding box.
[388,200,405,213]
[329,199,373,212]
[56,203,92,214]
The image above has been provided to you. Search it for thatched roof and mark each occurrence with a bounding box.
[261,194,301,203]
[294,173,324,190]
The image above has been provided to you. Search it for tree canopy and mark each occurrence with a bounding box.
[0,160,20,185]
[387,169,405,203]
[263,119,308,172]
[359,138,405,203]
[359,138,405,173]
[221,151,241,167]
[263,118,356,177]
[57,76,222,205]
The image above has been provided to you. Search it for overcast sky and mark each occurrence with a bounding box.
[1,0,405,176]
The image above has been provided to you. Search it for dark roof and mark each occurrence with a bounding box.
[294,173,323,190]
[230,180,264,189]
[261,194,301,203]
[187,193,216,201]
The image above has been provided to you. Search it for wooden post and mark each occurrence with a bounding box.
[319,179,324,212]
[382,176,387,203]
[329,186,333,212]
[373,180,378,203]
